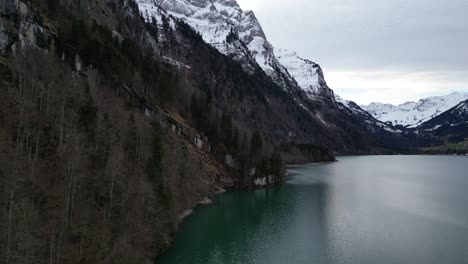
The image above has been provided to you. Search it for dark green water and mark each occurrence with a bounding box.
[158,156,468,264]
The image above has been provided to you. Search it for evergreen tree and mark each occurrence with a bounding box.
[125,113,138,167]
[250,130,263,156]
[146,124,164,193]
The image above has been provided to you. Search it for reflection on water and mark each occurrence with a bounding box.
[158,156,468,264]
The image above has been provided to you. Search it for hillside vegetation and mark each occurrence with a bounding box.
[0,0,341,263]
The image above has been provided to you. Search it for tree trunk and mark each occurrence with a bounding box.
[58,101,65,156]
[95,115,101,152]
[49,234,55,264]
[45,84,51,120]
[55,231,62,264]
[108,171,115,221]
[70,172,78,226]
[30,132,40,178]
[5,190,14,264]
[64,161,73,228]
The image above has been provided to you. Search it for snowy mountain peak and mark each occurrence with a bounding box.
[275,49,334,101]
[135,0,336,101]
[362,92,468,128]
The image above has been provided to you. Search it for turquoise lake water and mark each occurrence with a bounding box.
[158,155,468,264]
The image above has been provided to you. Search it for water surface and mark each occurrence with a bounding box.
[159,155,468,264]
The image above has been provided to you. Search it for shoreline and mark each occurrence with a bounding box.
[159,158,335,260]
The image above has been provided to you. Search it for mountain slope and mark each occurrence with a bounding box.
[334,96,434,150]
[362,92,468,128]
[2,1,462,263]
[136,0,341,102]
[275,49,335,101]
[336,96,400,133]
[0,0,301,262]
[136,0,409,154]
[415,99,468,143]
[137,0,297,89]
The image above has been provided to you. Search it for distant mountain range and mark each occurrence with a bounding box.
[415,99,468,142]
[362,92,468,128]
[135,0,468,150]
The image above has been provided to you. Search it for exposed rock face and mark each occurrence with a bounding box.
[0,0,17,54]
[0,22,15,54]
[0,0,52,55]
[0,0,19,16]
[137,0,313,95]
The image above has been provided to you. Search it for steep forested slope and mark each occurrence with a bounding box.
[0,0,293,262]
[0,0,415,263]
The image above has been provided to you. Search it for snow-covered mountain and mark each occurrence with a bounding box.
[135,0,334,101]
[137,0,291,86]
[335,95,401,133]
[136,0,435,151]
[276,49,334,100]
[362,92,468,128]
[416,99,468,142]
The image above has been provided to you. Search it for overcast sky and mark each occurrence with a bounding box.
[237,0,468,105]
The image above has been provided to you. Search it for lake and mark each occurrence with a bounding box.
[158,155,468,264]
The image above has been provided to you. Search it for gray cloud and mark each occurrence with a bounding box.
[237,0,468,104]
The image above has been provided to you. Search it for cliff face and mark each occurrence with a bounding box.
[137,0,335,99]
[137,0,296,90]
[0,0,53,54]
[275,49,335,102]
[151,0,338,104]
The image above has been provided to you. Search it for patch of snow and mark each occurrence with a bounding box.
[424,124,443,131]
[315,112,331,127]
[162,56,191,70]
[455,102,468,113]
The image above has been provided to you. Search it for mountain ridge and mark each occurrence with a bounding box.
[136,0,336,102]
[1,1,467,263]
[135,0,444,152]
[415,99,468,143]
[362,92,468,128]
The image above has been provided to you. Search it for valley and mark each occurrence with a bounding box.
[0,0,467,263]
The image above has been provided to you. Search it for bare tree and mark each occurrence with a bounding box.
[5,190,14,264]
[106,144,124,221]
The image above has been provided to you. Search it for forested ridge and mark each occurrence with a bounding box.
[0,0,340,263]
